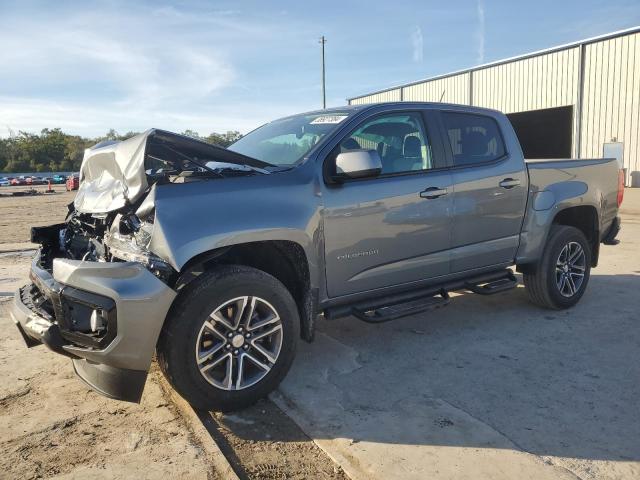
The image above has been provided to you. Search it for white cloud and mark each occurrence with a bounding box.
[476,0,486,64]
[4,12,234,96]
[0,4,308,137]
[411,26,424,63]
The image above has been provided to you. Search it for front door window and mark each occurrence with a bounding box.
[339,113,433,174]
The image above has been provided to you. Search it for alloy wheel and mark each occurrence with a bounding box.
[555,241,586,298]
[195,296,283,390]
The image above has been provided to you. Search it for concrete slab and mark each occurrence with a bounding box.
[274,193,640,480]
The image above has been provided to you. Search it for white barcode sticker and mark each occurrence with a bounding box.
[310,115,348,124]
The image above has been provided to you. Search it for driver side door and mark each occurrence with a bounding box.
[322,109,453,298]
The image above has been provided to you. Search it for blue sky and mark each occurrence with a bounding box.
[1,0,639,137]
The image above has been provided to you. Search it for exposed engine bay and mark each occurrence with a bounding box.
[33,207,175,284]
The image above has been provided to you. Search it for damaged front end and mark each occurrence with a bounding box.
[12,128,271,401]
[12,214,178,402]
[10,128,268,402]
[59,206,176,283]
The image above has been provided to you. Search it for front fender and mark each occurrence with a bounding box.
[147,175,323,289]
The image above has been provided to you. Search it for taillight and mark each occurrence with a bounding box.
[617,170,624,207]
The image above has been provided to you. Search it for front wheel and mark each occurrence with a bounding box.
[524,225,592,309]
[157,265,299,411]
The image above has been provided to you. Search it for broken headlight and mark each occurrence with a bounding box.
[105,213,174,281]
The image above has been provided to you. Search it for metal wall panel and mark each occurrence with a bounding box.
[349,88,401,104]
[472,47,581,156]
[580,32,640,173]
[471,47,580,113]
[348,28,639,173]
[402,73,470,104]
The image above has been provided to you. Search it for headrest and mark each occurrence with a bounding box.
[403,136,421,157]
[464,131,488,156]
[341,138,361,151]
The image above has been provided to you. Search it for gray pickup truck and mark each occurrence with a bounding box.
[12,102,623,411]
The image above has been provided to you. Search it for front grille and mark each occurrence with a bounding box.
[20,284,55,321]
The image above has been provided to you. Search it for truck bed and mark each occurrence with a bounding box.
[525,157,620,237]
[525,157,617,167]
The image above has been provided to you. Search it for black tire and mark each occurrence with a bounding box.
[157,265,299,412]
[523,225,592,309]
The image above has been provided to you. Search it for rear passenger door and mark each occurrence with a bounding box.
[441,111,528,272]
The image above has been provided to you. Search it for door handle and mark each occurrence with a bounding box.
[420,187,448,199]
[499,178,521,189]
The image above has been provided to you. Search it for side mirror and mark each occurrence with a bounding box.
[334,149,382,180]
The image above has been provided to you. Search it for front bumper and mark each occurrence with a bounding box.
[11,252,176,402]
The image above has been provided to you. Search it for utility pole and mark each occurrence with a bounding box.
[319,36,327,109]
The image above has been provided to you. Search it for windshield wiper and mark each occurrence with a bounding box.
[205,161,271,175]
[161,145,224,177]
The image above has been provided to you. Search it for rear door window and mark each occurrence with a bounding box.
[442,112,506,166]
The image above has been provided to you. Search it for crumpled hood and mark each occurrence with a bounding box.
[74,129,267,214]
[74,130,151,214]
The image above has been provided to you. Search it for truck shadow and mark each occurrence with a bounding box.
[219,273,640,464]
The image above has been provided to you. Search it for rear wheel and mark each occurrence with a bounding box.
[524,225,592,309]
[157,265,299,411]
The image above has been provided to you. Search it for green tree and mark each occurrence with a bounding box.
[0,139,8,171]
[181,129,201,139]
[65,135,90,171]
[204,130,242,147]
[103,129,119,141]
[120,131,140,140]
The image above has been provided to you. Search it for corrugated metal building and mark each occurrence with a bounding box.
[348,27,640,183]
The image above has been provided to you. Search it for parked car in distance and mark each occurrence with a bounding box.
[25,176,43,185]
[10,176,27,186]
[66,174,79,191]
[52,174,66,184]
[13,102,623,412]
[0,178,10,187]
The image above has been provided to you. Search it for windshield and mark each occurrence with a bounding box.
[228,112,352,166]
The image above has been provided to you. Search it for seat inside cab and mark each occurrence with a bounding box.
[339,116,433,174]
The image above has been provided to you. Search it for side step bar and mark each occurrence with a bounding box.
[325,269,518,323]
[352,290,450,324]
[464,271,518,295]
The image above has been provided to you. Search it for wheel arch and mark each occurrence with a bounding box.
[551,205,600,267]
[172,240,318,342]
[517,201,600,272]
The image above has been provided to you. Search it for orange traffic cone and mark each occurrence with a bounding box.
[47,180,53,193]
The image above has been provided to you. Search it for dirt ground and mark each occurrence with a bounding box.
[0,188,346,480]
[205,400,348,480]
[0,298,221,479]
[0,185,74,247]
[0,187,221,480]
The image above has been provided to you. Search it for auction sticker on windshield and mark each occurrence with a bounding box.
[310,115,348,124]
